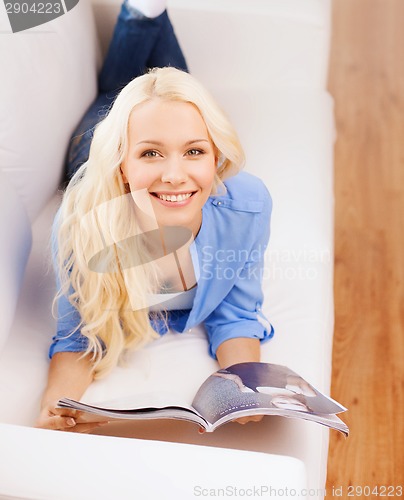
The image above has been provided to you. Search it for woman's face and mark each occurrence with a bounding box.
[121,99,217,237]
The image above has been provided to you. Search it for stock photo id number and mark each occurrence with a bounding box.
[3,0,79,32]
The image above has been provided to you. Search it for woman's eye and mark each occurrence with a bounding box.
[141,150,160,158]
[186,148,204,156]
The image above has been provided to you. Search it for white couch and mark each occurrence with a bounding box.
[0,0,335,498]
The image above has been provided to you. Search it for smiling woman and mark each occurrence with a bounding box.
[120,99,217,237]
[36,3,273,433]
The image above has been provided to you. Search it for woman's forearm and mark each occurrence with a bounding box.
[40,352,95,409]
[216,337,261,369]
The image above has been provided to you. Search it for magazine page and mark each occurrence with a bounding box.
[58,390,208,428]
[192,362,349,434]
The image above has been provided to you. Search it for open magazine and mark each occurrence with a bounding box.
[58,362,349,435]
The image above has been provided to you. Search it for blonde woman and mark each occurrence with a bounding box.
[36,0,273,432]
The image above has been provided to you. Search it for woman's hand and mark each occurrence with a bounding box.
[35,401,109,433]
[36,352,99,432]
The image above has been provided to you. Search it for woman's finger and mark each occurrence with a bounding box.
[35,415,75,431]
[36,414,110,433]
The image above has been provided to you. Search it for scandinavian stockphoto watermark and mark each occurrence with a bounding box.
[201,246,331,282]
[3,0,79,33]
[193,485,327,498]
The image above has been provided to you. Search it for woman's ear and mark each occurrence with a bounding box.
[214,146,220,166]
[120,165,128,184]
[120,165,131,193]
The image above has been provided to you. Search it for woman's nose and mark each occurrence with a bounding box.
[161,158,188,184]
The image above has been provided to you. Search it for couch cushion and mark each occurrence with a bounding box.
[0,171,32,354]
[169,0,332,91]
[0,0,99,222]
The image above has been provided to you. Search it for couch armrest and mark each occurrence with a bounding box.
[0,422,308,499]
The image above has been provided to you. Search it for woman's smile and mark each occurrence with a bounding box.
[151,190,197,206]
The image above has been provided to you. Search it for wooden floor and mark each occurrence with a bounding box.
[327,0,404,494]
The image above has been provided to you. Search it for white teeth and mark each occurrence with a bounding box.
[157,193,192,202]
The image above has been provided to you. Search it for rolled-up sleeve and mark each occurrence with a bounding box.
[49,289,89,358]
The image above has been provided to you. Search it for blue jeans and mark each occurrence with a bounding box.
[65,1,188,181]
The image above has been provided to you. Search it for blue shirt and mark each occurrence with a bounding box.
[49,171,274,359]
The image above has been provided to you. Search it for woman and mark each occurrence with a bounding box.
[36,0,274,432]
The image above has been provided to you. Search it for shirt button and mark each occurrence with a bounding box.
[217,201,222,206]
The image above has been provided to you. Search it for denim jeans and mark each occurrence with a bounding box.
[65,1,188,181]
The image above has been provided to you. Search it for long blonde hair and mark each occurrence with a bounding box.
[55,67,245,377]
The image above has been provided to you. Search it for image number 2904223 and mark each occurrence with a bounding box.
[4,0,79,33]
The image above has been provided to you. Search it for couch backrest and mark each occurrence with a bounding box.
[92,0,332,92]
[0,0,99,222]
[0,171,32,353]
